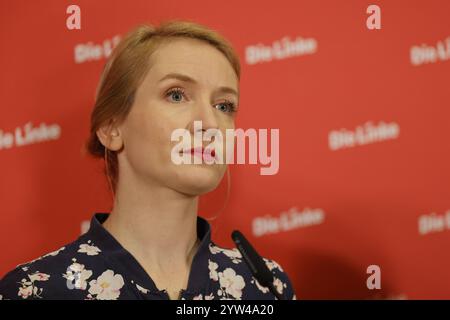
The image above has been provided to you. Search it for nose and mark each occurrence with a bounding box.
[187,98,220,136]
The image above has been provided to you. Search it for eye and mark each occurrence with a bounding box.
[165,88,186,103]
[215,101,237,113]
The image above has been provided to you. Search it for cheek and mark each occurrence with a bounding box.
[128,112,160,144]
[122,108,170,166]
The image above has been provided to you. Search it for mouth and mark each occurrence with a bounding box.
[181,147,216,162]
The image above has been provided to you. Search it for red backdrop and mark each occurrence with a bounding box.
[1,0,449,299]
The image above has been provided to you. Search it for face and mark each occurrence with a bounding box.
[110,38,239,196]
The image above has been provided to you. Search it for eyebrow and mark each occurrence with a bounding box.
[158,72,239,100]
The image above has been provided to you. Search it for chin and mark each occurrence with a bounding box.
[173,165,225,196]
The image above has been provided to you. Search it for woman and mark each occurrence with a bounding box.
[0,20,296,300]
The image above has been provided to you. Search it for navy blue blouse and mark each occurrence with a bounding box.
[0,213,296,300]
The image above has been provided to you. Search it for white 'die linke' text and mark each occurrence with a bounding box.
[0,122,61,150]
[170,121,279,175]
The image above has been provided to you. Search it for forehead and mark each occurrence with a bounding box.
[147,38,238,87]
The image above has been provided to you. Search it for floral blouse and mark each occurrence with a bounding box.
[0,213,297,300]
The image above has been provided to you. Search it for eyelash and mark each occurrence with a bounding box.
[165,87,237,113]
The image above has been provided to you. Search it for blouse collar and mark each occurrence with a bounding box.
[85,213,213,297]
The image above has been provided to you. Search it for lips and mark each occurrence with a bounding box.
[182,147,216,162]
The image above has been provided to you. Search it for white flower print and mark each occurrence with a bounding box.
[16,271,51,299]
[88,270,124,300]
[28,272,50,282]
[252,278,270,294]
[136,283,149,294]
[208,244,242,264]
[221,248,243,264]
[192,292,215,300]
[18,285,35,299]
[78,242,101,256]
[44,246,66,258]
[204,293,214,300]
[63,260,93,290]
[252,276,287,297]
[209,244,222,254]
[208,259,219,281]
[273,277,284,295]
[263,258,284,272]
[208,254,246,300]
[130,280,149,295]
[218,268,245,300]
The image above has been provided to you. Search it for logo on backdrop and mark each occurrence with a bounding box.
[410,36,450,66]
[366,265,381,290]
[0,122,61,151]
[252,207,325,237]
[74,35,121,64]
[328,121,400,151]
[66,5,81,30]
[245,36,318,65]
[366,5,382,30]
[418,210,450,235]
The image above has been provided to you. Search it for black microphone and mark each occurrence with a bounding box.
[231,230,284,300]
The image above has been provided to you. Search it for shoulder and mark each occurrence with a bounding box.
[208,242,297,300]
[0,235,103,300]
[0,245,68,299]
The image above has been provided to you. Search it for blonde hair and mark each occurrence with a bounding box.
[85,20,241,196]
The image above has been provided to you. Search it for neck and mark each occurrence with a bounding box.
[102,179,200,274]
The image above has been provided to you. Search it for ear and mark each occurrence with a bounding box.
[96,123,123,152]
